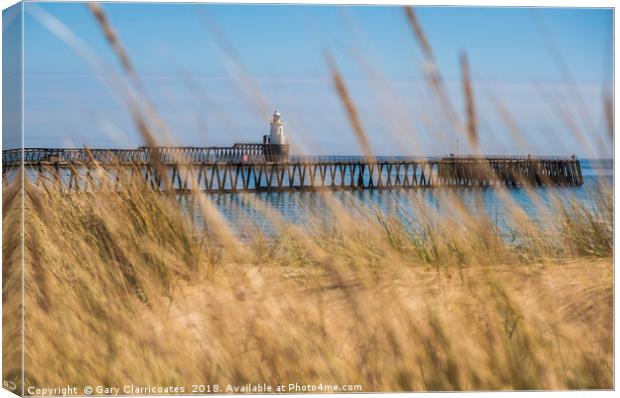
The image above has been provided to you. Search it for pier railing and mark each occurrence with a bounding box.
[3,148,576,166]
[289,155,577,163]
[2,144,289,166]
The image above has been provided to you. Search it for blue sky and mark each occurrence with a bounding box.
[6,2,614,157]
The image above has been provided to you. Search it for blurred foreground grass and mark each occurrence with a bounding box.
[2,173,612,392]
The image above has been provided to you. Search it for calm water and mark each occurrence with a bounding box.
[185,159,613,236]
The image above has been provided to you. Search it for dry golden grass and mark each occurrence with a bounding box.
[326,52,374,159]
[2,173,612,392]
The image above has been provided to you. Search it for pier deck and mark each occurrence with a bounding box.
[2,148,584,193]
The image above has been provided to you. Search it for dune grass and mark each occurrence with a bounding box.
[2,172,612,392]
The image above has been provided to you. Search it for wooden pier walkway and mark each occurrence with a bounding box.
[2,148,583,193]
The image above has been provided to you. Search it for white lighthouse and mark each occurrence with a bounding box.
[269,109,287,145]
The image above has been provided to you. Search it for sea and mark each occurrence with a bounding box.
[189,159,613,236]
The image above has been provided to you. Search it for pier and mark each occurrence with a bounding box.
[2,148,583,193]
[1,111,583,193]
